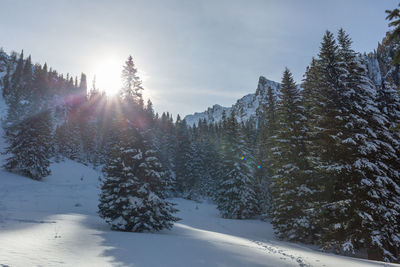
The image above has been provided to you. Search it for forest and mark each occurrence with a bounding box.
[1,3,400,265]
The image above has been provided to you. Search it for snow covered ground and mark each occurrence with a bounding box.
[0,158,398,266]
[0,89,396,267]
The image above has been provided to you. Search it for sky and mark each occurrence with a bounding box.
[0,0,397,117]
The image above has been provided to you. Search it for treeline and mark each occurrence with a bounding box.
[1,49,88,179]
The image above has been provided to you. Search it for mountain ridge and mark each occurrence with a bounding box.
[184,76,280,126]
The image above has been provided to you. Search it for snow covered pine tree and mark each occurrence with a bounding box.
[98,55,179,232]
[3,111,53,180]
[216,110,258,219]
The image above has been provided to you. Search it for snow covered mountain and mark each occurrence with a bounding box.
[184,76,280,126]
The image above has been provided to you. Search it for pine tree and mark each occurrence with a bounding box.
[318,30,392,258]
[3,111,53,180]
[79,73,87,93]
[54,120,82,161]
[268,68,311,241]
[367,78,400,261]
[5,50,30,123]
[184,128,204,199]
[254,85,278,215]
[302,31,348,246]
[2,64,11,98]
[195,119,221,197]
[386,3,400,63]
[21,55,33,100]
[32,64,49,106]
[121,55,144,107]
[99,58,178,232]
[98,117,141,231]
[98,113,179,232]
[173,116,193,195]
[302,29,400,261]
[11,50,24,91]
[216,110,258,219]
[155,112,176,194]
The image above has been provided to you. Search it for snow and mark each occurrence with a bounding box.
[0,159,398,266]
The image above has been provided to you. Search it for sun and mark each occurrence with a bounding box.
[88,53,151,98]
[90,56,123,95]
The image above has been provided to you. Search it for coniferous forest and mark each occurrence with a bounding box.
[1,3,400,265]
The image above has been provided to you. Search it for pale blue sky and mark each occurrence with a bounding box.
[0,0,396,116]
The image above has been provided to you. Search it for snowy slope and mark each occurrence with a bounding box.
[0,158,398,266]
[184,76,280,126]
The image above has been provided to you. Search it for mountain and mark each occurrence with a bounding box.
[184,76,280,126]
[185,34,399,127]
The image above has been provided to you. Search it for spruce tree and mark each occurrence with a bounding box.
[268,68,311,241]
[98,113,179,232]
[79,73,87,93]
[386,3,400,63]
[3,111,53,180]
[302,31,348,247]
[54,120,82,161]
[155,112,176,194]
[2,64,11,98]
[5,51,31,123]
[366,78,400,262]
[99,55,178,232]
[302,29,400,261]
[173,116,193,195]
[98,117,142,231]
[121,55,144,107]
[216,110,258,219]
[184,129,204,199]
[195,119,220,197]
[254,85,278,215]
[318,30,395,258]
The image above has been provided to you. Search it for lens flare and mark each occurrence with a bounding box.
[240,156,245,161]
